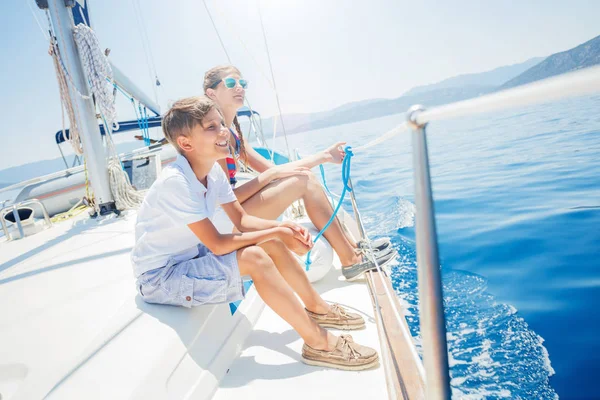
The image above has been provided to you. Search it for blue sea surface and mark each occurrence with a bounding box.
[282,94,600,399]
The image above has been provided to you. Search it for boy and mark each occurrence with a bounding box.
[131,96,378,370]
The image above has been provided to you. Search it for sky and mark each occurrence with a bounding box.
[1,0,599,171]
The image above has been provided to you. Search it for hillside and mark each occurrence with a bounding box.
[406,57,544,95]
[501,35,600,89]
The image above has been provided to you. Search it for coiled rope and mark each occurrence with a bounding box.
[71,23,145,210]
[49,37,84,155]
[73,24,119,131]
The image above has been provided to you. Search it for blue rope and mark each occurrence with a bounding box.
[305,146,354,271]
[137,102,150,146]
[111,80,152,145]
[142,106,150,145]
[133,100,144,138]
[111,80,132,99]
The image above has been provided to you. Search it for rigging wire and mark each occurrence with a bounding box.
[27,0,49,40]
[201,0,271,149]
[202,0,232,63]
[131,0,160,106]
[256,0,291,159]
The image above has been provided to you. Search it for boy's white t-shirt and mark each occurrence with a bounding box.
[131,154,236,277]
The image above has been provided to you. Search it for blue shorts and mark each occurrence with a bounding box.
[137,244,244,308]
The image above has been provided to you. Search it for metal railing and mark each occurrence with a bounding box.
[404,65,600,399]
[1,199,52,241]
[406,105,451,399]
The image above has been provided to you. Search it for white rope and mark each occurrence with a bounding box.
[107,159,146,210]
[351,65,600,153]
[73,24,119,131]
[416,64,600,125]
[46,11,91,101]
[45,8,88,155]
[72,24,145,210]
[353,122,409,152]
[50,42,84,155]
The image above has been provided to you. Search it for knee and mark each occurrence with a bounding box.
[290,171,319,194]
[306,170,322,190]
[239,246,275,277]
[260,238,287,254]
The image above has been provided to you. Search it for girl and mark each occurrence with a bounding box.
[204,66,393,281]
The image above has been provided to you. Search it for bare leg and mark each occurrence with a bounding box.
[238,172,361,266]
[237,245,336,350]
[258,239,330,314]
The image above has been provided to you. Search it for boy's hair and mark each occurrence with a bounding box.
[162,96,217,154]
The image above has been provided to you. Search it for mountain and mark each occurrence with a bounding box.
[405,57,544,96]
[251,99,390,138]
[289,85,494,133]
[251,58,546,136]
[500,35,600,89]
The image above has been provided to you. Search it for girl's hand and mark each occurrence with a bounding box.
[323,142,346,164]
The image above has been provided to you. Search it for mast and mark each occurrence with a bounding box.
[43,0,117,215]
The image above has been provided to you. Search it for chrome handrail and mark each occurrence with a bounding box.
[407,105,451,399]
[1,199,52,241]
[399,66,600,400]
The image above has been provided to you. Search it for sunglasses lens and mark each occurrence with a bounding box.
[224,77,236,89]
[239,79,248,89]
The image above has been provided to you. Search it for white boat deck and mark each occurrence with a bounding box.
[214,263,387,400]
[0,209,391,399]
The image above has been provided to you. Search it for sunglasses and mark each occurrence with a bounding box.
[211,77,249,90]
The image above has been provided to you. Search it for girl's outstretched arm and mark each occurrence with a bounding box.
[246,142,347,173]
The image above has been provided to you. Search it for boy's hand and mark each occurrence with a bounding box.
[280,221,313,247]
[278,222,313,256]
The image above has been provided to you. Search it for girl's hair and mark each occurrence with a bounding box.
[203,65,248,166]
[162,95,216,154]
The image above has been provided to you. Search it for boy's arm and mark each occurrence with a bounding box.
[187,201,311,256]
[221,200,312,254]
[187,218,285,256]
[222,200,279,231]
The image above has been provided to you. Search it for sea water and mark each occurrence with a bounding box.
[2,95,598,398]
[280,94,600,399]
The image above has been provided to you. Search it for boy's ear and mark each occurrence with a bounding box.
[206,88,216,100]
[177,135,193,152]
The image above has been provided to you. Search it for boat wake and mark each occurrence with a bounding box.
[357,196,558,399]
[361,196,415,235]
[389,236,558,399]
